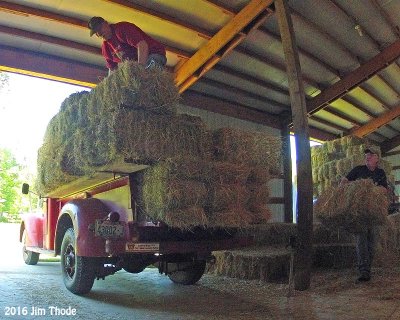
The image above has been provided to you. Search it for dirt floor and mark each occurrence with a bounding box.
[1,223,400,320]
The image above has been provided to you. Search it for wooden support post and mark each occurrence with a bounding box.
[281,113,293,223]
[276,0,313,291]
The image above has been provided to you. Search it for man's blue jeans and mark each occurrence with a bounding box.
[356,228,376,276]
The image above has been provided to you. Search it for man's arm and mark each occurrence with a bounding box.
[117,23,149,66]
[101,43,118,71]
[136,40,149,65]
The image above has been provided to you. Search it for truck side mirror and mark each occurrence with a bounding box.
[22,183,30,195]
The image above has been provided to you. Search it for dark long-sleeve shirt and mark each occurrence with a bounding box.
[346,165,388,189]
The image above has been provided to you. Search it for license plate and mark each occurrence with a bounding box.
[126,242,160,252]
[95,220,124,238]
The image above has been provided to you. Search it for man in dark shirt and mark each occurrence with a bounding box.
[87,17,167,72]
[341,147,388,283]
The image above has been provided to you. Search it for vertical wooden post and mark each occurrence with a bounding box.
[276,0,313,290]
[281,113,293,223]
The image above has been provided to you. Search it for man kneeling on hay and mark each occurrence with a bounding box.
[341,146,388,283]
[88,16,167,73]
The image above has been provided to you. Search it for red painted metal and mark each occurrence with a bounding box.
[58,198,128,257]
[21,212,44,247]
[46,198,58,250]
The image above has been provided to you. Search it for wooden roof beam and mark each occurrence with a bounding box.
[174,0,274,91]
[382,134,400,154]
[307,39,400,115]
[0,25,100,55]
[0,45,105,87]
[351,104,400,138]
[182,89,337,141]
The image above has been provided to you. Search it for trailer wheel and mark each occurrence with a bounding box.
[22,230,40,265]
[61,228,95,295]
[168,260,207,285]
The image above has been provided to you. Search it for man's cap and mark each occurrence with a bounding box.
[88,16,105,36]
[364,146,380,156]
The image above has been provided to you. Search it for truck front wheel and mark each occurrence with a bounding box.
[61,228,95,294]
[22,230,40,265]
[168,260,207,285]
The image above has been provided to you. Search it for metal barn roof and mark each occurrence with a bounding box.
[0,0,399,150]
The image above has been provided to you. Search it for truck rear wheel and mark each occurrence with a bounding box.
[22,230,40,265]
[61,228,95,295]
[168,260,206,285]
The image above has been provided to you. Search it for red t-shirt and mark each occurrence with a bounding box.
[101,22,166,70]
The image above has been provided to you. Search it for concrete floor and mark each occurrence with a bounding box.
[1,223,400,320]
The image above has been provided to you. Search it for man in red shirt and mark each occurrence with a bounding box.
[88,16,167,72]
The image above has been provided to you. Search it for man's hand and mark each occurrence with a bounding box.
[340,177,349,186]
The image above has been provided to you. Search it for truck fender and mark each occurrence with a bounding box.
[55,198,112,257]
[19,212,44,247]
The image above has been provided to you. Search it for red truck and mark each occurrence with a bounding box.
[20,171,250,295]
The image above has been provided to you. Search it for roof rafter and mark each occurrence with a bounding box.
[307,39,400,115]
[0,25,100,55]
[351,103,400,138]
[382,134,400,154]
[0,44,104,86]
[182,89,337,141]
[174,0,274,92]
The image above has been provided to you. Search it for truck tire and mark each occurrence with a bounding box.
[22,230,40,265]
[61,228,95,295]
[168,260,206,285]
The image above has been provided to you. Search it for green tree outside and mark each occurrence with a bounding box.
[0,148,20,220]
[0,148,38,222]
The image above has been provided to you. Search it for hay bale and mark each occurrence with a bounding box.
[336,158,352,177]
[207,183,249,212]
[91,60,179,115]
[36,141,78,194]
[113,110,212,164]
[208,207,253,228]
[141,161,208,221]
[247,167,270,184]
[247,206,272,224]
[164,207,208,229]
[314,179,389,233]
[213,128,282,176]
[211,162,250,184]
[350,154,365,168]
[247,183,269,212]
[326,139,343,153]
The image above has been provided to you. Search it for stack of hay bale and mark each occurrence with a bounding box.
[37,61,283,230]
[311,135,394,198]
